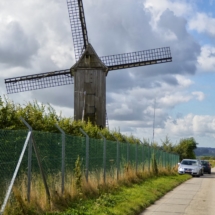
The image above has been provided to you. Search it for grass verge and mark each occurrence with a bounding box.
[47,174,191,215]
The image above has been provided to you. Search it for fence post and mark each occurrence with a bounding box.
[135,142,138,174]
[20,119,50,204]
[113,135,120,181]
[123,136,129,164]
[148,145,150,172]
[55,124,65,194]
[161,150,164,168]
[80,128,89,182]
[140,140,144,171]
[98,132,106,183]
[170,153,172,167]
[31,136,51,203]
[0,130,32,215]
[165,152,167,167]
[20,117,32,202]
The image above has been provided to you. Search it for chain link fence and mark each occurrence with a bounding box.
[0,128,179,212]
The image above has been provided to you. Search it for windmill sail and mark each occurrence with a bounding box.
[5,69,73,94]
[67,0,88,61]
[4,0,173,128]
[100,47,172,71]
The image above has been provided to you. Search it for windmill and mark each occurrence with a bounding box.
[5,0,172,128]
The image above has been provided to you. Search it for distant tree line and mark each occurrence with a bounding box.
[0,96,197,160]
[199,156,215,160]
[159,136,197,160]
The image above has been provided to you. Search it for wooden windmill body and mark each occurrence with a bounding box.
[72,44,107,127]
[5,0,172,128]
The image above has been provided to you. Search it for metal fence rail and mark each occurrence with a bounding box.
[0,128,179,212]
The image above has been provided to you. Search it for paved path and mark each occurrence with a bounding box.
[139,168,215,215]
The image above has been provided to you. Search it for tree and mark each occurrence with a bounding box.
[161,136,174,153]
[174,137,198,160]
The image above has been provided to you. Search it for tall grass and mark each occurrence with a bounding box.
[3,158,178,215]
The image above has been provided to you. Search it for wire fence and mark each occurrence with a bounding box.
[0,128,179,212]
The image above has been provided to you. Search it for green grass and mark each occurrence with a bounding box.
[209,160,215,167]
[47,174,191,215]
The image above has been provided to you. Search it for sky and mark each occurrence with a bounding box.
[0,0,215,147]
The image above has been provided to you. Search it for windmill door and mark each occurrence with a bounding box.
[84,82,96,123]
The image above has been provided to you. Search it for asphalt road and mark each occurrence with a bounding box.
[139,168,215,215]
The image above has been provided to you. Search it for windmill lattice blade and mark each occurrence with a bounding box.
[5,69,73,94]
[100,47,172,71]
[67,0,88,61]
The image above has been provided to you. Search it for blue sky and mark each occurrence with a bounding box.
[176,73,215,115]
[0,0,215,147]
[196,0,214,13]
[173,0,215,123]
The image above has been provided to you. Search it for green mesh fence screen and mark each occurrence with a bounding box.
[0,130,29,208]
[65,135,85,176]
[89,138,103,171]
[0,129,179,208]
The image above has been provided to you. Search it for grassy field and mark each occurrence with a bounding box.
[209,160,215,167]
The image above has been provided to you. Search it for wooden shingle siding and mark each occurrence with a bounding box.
[72,44,107,127]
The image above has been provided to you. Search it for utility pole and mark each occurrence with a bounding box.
[152,98,156,144]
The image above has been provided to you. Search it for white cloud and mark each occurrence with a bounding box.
[113,104,133,115]
[164,114,215,136]
[108,74,203,126]
[189,13,215,36]
[192,91,205,101]
[0,0,74,72]
[0,21,39,67]
[197,45,215,72]
[50,46,74,68]
[109,113,215,147]
[52,104,74,119]
[159,94,191,107]
[143,0,193,28]
[175,75,193,88]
